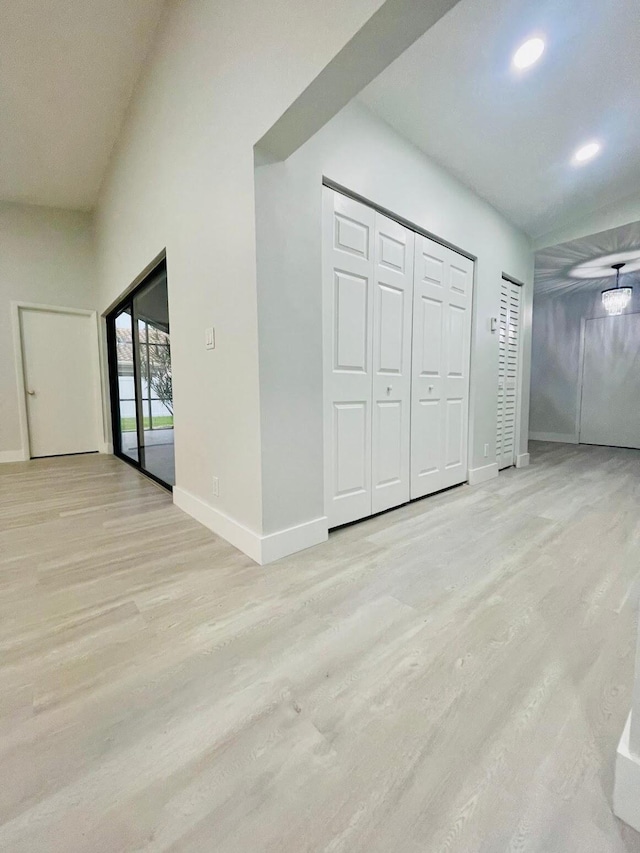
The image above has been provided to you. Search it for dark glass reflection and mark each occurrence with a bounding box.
[108,263,175,487]
[133,273,174,485]
[114,308,139,463]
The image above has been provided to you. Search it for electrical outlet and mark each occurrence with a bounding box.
[484,443,489,457]
[212,476,219,497]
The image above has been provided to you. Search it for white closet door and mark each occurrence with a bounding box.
[579,313,640,449]
[496,277,521,470]
[371,213,414,514]
[411,236,473,498]
[323,188,375,527]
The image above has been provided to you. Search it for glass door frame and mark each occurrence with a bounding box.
[106,259,173,491]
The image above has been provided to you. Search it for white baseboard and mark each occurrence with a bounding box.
[261,516,328,564]
[468,463,499,486]
[0,449,28,463]
[99,443,113,454]
[516,452,530,468]
[529,431,578,444]
[173,486,328,565]
[614,712,640,832]
[173,486,263,563]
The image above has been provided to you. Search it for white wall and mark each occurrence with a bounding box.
[0,202,97,460]
[531,195,640,442]
[94,0,393,553]
[530,287,640,441]
[255,101,533,537]
[94,0,532,561]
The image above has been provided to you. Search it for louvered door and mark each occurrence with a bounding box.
[496,277,521,470]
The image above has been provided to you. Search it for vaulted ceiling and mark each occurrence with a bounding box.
[3,0,640,233]
[0,0,165,210]
[361,0,640,239]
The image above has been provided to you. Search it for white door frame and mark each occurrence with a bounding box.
[322,182,478,521]
[11,302,106,460]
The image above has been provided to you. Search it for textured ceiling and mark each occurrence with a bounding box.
[361,0,640,238]
[0,0,165,210]
[535,220,640,296]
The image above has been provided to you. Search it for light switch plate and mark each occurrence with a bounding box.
[205,327,215,350]
[490,317,498,333]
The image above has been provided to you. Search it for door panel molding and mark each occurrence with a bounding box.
[371,212,414,515]
[322,178,476,263]
[323,189,375,526]
[324,186,475,526]
[410,234,473,499]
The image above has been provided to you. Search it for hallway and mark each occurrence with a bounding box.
[0,443,639,851]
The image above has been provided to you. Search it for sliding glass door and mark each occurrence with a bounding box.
[113,306,140,464]
[107,260,175,488]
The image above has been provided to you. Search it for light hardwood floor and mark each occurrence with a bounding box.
[1,442,640,852]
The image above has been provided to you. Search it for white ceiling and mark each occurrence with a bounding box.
[0,0,165,210]
[535,220,640,296]
[360,0,640,239]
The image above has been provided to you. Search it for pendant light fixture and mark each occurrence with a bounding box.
[601,262,632,315]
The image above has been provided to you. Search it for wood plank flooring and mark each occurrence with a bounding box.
[1,442,640,851]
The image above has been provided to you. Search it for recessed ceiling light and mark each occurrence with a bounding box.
[573,141,601,164]
[512,37,545,70]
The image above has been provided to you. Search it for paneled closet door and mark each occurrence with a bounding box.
[323,188,375,527]
[496,277,521,470]
[411,236,474,498]
[371,213,415,514]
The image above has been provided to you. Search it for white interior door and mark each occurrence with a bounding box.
[323,189,375,527]
[496,277,521,470]
[20,308,100,458]
[371,213,414,514]
[411,235,473,498]
[579,313,640,449]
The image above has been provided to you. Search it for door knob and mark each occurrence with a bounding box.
[27,390,35,396]
[386,385,392,395]
[428,385,434,392]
